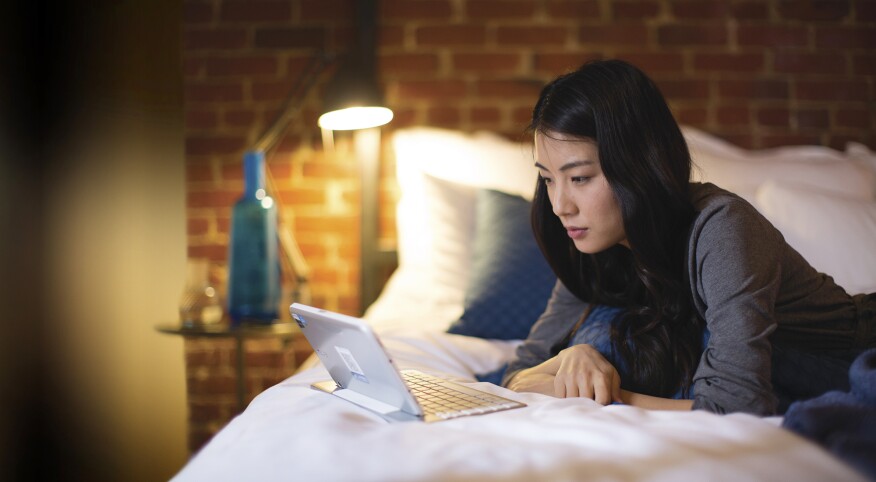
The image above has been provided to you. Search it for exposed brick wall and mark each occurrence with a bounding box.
[181,0,875,454]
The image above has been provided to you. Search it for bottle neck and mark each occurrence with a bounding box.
[243,151,266,196]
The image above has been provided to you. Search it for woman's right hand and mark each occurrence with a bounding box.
[507,344,622,405]
[551,344,622,405]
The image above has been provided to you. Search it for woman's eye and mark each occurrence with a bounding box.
[571,176,590,184]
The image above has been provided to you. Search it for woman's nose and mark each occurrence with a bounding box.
[551,185,574,217]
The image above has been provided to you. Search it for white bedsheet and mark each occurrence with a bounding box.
[172,329,864,482]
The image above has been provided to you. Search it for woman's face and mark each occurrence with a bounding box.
[534,131,629,253]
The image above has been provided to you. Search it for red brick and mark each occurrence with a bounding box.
[300,0,355,21]
[383,108,418,127]
[185,349,222,367]
[496,26,569,46]
[380,53,440,75]
[186,109,219,130]
[205,56,279,77]
[836,109,872,128]
[184,1,214,24]
[254,27,326,50]
[252,80,296,102]
[657,24,728,46]
[670,0,731,18]
[773,52,846,74]
[396,80,468,99]
[777,0,850,21]
[853,54,876,75]
[716,105,751,126]
[187,189,241,209]
[795,109,830,129]
[760,134,821,148]
[717,79,789,100]
[189,402,225,424]
[655,79,710,100]
[224,109,257,127]
[220,1,292,22]
[216,217,231,235]
[796,80,871,102]
[183,57,205,78]
[533,52,602,74]
[616,52,685,73]
[732,2,769,19]
[466,0,537,19]
[546,0,601,19]
[475,80,544,98]
[715,132,755,149]
[860,2,876,22]
[384,0,453,19]
[512,106,534,124]
[276,187,329,205]
[612,0,662,19]
[187,218,210,236]
[245,351,284,368]
[471,107,501,124]
[301,161,357,178]
[416,25,487,46]
[187,162,215,183]
[737,25,809,48]
[186,136,247,156]
[427,106,461,126]
[185,82,244,103]
[187,375,237,395]
[579,24,650,45]
[379,26,405,48]
[296,214,358,232]
[757,107,790,127]
[693,53,765,73]
[815,26,876,49]
[452,53,521,73]
[184,28,248,50]
[187,244,229,263]
[672,106,708,125]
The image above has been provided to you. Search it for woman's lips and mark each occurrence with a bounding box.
[566,227,588,239]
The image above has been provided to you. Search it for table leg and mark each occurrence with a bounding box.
[235,336,246,411]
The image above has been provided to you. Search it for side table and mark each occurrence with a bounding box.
[156,321,305,411]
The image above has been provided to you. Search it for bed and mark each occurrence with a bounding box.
[172,127,876,482]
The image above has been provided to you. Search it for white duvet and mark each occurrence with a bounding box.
[172,327,864,482]
[172,127,873,480]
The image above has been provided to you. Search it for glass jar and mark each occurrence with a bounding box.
[179,258,224,327]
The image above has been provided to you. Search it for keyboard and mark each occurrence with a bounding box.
[401,370,526,421]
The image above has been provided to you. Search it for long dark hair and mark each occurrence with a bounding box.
[530,59,704,397]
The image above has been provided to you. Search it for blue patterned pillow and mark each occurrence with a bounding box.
[447,189,557,340]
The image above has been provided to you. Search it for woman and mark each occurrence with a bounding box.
[501,59,875,415]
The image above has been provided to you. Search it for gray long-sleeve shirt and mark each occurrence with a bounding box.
[502,182,861,415]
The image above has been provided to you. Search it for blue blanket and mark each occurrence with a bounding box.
[782,348,876,480]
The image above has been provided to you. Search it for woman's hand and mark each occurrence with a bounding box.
[551,344,622,404]
[507,344,622,405]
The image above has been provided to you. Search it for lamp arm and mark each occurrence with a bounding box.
[254,52,336,154]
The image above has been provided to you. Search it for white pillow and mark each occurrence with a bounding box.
[683,126,875,204]
[366,128,536,330]
[754,181,876,295]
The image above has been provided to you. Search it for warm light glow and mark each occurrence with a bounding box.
[318,106,393,131]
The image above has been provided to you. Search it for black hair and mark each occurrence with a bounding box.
[529,59,704,397]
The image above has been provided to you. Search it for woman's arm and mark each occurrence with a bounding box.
[507,356,693,411]
[620,391,693,410]
[501,280,589,386]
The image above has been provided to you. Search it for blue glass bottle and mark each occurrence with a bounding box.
[227,151,280,325]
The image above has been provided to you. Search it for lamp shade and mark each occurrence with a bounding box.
[318,60,393,131]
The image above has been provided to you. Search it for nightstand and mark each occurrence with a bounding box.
[156,321,309,411]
